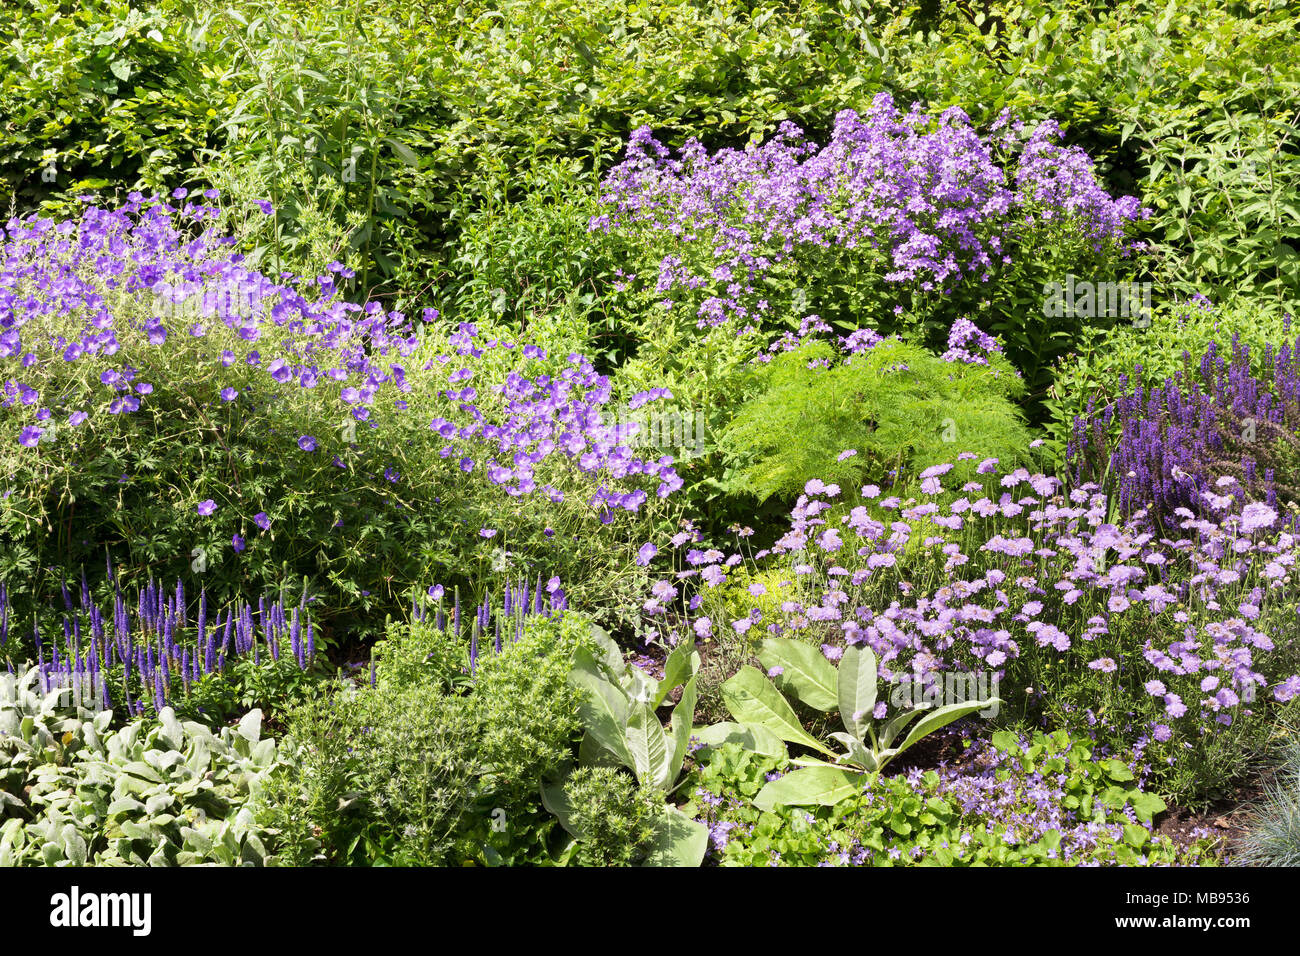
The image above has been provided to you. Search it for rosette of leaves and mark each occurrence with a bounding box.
[0,668,282,866]
[709,638,998,811]
[541,626,708,866]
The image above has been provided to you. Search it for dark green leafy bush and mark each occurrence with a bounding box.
[257,613,596,866]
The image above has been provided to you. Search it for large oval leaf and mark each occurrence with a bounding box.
[753,765,863,811]
[690,722,789,760]
[626,700,670,791]
[641,806,708,867]
[837,645,877,741]
[721,667,834,757]
[891,698,1001,764]
[758,638,838,712]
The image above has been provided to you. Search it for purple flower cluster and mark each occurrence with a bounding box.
[1,195,680,519]
[647,456,1300,735]
[426,323,683,512]
[591,93,1145,334]
[1069,331,1300,528]
[942,317,1004,366]
[3,562,315,715]
[0,193,417,440]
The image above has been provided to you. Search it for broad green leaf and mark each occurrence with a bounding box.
[1129,791,1167,825]
[721,666,834,757]
[578,730,623,769]
[540,779,581,838]
[758,637,837,712]
[878,705,928,749]
[828,731,878,772]
[641,806,708,867]
[625,700,670,790]
[666,676,697,789]
[753,765,863,811]
[893,699,1000,761]
[655,641,699,707]
[236,709,262,744]
[689,722,788,760]
[837,645,878,741]
[585,626,625,681]
[567,659,633,770]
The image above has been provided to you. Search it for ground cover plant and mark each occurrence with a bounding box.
[1,0,1297,871]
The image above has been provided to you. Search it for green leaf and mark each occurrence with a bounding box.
[878,705,928,749]
[236,709,262,744]
[625,700,670,790]
[1106,759,1135,782]
[1123,824,1150,848]
[585,626,625,680]
[61,825,87,866]
[655,641,699,707]
[689,722,788,759]
[1129,791,1167,825]
[720,666,834,756]
[569,655,633,768]
[667,675,697,788]
[753,765,863,811]
[891,699,1000,764]
[641,805,708,867]
[758,637,837,711]
[384,136,421,168]
[837,644,877,740]
[578,730,623,769]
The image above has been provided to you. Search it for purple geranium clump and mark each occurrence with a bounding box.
[2,194,683,525]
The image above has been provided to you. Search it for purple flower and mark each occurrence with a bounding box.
[298,435,317,452]
[232,534,245,552]
[253,512,271,531]
[636,542,658,566]
[197,499,217,516]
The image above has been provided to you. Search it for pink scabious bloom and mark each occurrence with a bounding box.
[1240,502,1278,534]
[1275,675,1300,703]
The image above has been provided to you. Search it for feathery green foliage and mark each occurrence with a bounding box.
[718,340,1030,503]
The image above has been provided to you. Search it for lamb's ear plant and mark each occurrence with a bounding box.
[541,625,708,866]
[715,638,1000,811]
